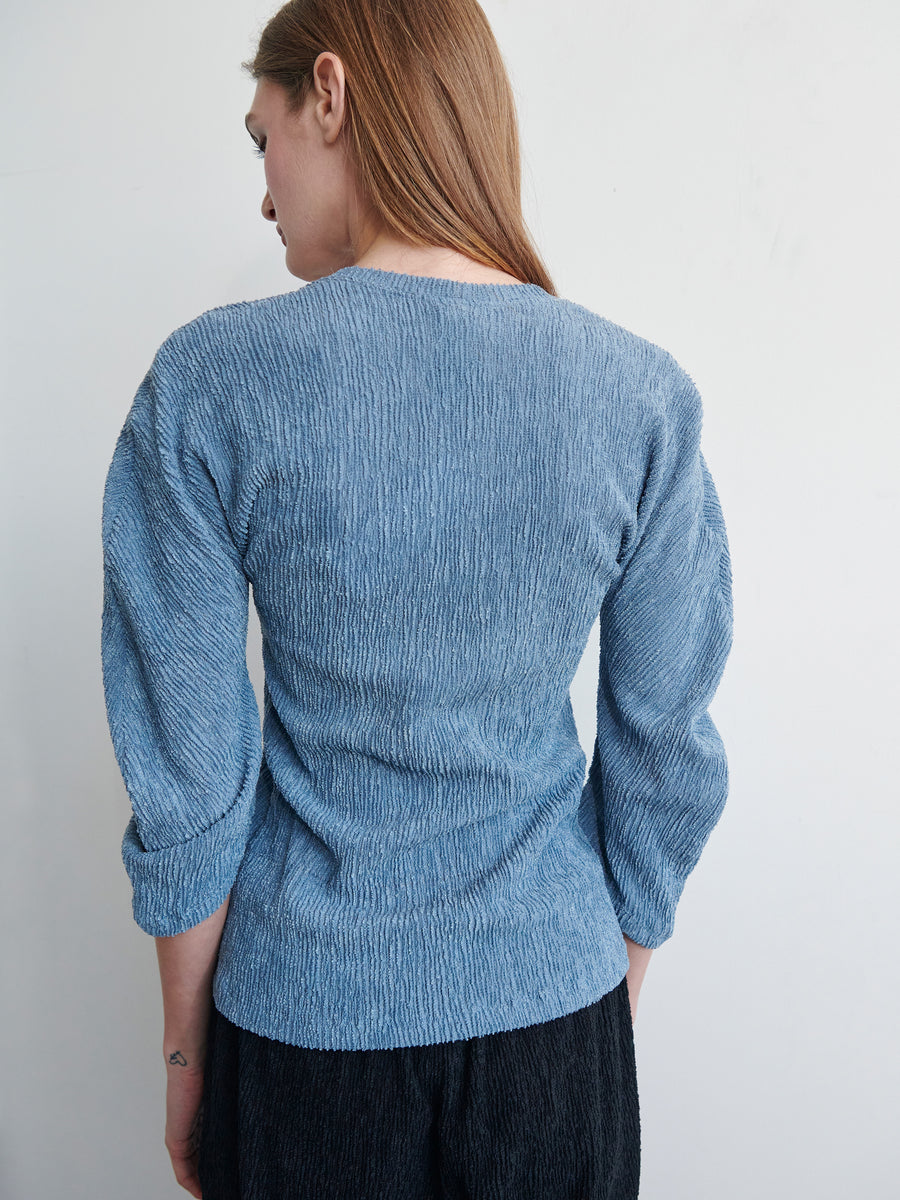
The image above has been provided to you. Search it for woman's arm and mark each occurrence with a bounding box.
[623,933,653,1024]
[155,893,231,1066]
[152,894,231,1199]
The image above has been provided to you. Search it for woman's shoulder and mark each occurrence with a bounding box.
[159,288,306,358]
[541,292,695,417]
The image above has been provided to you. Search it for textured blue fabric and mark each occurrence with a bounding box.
[100,265,733,1051]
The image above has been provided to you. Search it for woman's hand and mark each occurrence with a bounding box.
[622,933,653,1025]
[163,1051,206,1198]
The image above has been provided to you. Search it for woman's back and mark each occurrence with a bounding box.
[99,1,735,1191]
[101,263,732,1052]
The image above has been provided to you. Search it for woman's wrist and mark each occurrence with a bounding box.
[162,1031,210,1072]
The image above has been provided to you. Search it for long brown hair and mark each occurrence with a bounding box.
[241,0,557,294]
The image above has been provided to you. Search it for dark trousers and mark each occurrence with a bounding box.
[198,975,640,1199]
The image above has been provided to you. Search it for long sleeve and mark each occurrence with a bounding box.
[587,366,734,950]
[100,340,263,937]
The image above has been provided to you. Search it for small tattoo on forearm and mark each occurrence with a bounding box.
[168,1050,188,1066]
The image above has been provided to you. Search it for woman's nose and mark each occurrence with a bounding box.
[261,190,276,222]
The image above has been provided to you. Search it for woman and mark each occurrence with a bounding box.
[100,1,734,1197]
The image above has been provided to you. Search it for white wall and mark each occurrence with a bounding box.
[2,1,897,1196]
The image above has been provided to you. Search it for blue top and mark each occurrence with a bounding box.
[100,264,734,1051]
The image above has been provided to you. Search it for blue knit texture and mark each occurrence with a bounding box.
[100,265,734,1050]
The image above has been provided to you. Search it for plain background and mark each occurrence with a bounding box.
[2,0,898,1196]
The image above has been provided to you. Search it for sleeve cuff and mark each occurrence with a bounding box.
[615,904,675,951]
[121,785,259,937]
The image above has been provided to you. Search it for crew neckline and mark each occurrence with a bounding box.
[308,264,550,303]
